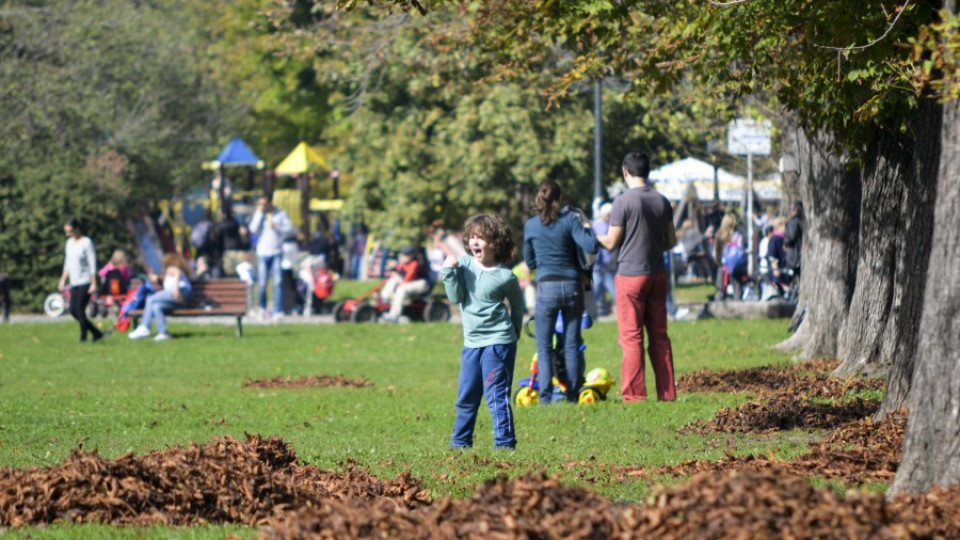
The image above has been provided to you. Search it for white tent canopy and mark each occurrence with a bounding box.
[649,157,743,184]
[648,157,781,202]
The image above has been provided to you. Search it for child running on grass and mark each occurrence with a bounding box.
[442,214,525,450]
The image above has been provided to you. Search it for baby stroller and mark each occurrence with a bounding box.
[514,311,614,406]
[43,268,131,319]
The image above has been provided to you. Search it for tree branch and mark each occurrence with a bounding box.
[812,0,912,51]
[409,0,427,16]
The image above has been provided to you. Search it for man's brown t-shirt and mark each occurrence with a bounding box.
[609,186,673,276]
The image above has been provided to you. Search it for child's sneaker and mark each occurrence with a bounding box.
[153,333,170,342]
[128,326,150,340]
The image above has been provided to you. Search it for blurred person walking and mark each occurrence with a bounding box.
[58,218,104,343]
[249,195,294,320]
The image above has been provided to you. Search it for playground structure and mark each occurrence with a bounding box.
[200,138,345,243]
[137,138,348,278]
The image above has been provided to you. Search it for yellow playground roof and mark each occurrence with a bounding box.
[275,142,330,176]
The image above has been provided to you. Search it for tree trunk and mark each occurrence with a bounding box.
[889,45,960,494]
[834,100,940,400]
[776,128,860,358]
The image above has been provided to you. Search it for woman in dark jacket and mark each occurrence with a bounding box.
[523,180,599,403]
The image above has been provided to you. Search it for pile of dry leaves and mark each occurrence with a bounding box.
[0,434,428,528]
[604,409,907,486]
[261,468,960,539]
[680,396,882,434]
[676,360,885,398]
[678,358,886,435]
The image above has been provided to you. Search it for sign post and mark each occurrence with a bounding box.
[727,118,772,280]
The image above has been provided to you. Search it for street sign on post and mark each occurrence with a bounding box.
[727,118,772,283]
[728,118,772,156]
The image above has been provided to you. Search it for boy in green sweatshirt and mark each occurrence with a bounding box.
[442,214,524,449]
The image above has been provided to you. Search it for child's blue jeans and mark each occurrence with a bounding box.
[450,343,517,449]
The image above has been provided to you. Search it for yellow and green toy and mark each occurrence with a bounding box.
[514,358,615,407]
[577,367,615,404]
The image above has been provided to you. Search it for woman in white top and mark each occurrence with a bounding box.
[58,218,104,343]
[128,253,193,341]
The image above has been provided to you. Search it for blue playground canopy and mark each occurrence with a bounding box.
[215,137,261,166]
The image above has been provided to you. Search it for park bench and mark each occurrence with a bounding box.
[127,278,250,337]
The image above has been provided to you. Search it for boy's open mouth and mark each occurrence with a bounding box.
[473,247,483,257]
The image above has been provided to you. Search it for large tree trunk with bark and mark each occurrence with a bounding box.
[834,100,940,412]
[776,128,860,358]
[875,100,941,416]
[889,54,960,494]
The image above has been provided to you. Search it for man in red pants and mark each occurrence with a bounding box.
[597,151,677,402]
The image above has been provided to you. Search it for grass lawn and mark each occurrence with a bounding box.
[331,278,716,304]
[0,316,814,538]
[673,282,715,303]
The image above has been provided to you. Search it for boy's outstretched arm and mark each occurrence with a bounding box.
[440,255,465,304]
[505,275,524,340]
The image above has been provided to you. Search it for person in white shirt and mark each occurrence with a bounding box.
[249,195,294,319]
[58,218,104,343]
